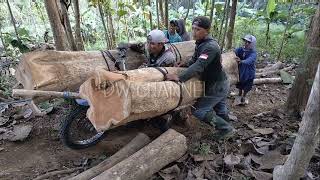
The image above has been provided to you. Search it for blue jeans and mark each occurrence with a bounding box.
[192,79,230,123]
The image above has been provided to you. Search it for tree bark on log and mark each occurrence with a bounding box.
[253,78,282,85]
[92,129,187,180]
[15,41,239,98]
[69,133,151,180]
[273,63,320,180]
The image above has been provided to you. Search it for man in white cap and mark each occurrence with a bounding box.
[146,29,176,67]
[235,34,257,105]
[118,29,176,67]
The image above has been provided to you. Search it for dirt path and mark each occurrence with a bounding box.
[0,83,319,180]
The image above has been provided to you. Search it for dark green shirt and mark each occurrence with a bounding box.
[179,36,227,86]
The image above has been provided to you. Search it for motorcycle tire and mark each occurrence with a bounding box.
[60,104,106,149]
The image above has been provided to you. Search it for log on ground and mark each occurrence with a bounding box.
[69,133,151,180]
[254,77,282,84]
[92,129,187,180]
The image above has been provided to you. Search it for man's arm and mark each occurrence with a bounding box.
[234,47,242,57]
[240,51,257,65]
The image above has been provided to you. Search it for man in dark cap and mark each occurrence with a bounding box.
[166,16,234,140]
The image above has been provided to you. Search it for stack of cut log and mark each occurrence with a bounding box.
[68,129,187,180]
[254,61,295,85]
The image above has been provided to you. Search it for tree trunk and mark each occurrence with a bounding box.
[220,0,230,51]
[184,0,191,21]
[156,0,160,28]
[92,129,187,180]
[192,0,195,19]
[60,0,78,51]
[209,0,216,22]
[277,1,293,61]
[0,27,8,55]
[159,0,164,27]
[70,133,151,180]
[72,0,85,50]
[44,0,70,50]
[108,13,116,48]
[141,0,147,36]
[273,63,320,180]
[218,0,228,44]
[6,0,20,42]
[226,0,237,49]
[165,0,169,29]
[286,4,320,113]
[148,0,153,30]
[266,21,270,45]
[98,2,110,49]
[204,0,209,16]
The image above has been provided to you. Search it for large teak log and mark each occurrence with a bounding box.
[15,41,238,94]
[69,133,151,180]
[15,41,195,92]
[92,129,187,180]
[79,67,204,131]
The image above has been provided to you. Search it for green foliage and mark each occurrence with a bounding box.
[0,0,316,63]
[266,0,276,18]
[0,73,15,97]
[196,143,211,155]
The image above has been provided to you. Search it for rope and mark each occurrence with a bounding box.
[100,51,111,71]
[170,43,182,64]
[153,67,168,80]
[153,67,183,110]
[173,81,183,109]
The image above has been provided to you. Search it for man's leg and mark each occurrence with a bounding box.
[242,79,254,104]
[192,94,233,139]
[214,96,229,122]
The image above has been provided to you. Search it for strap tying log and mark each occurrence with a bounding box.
[100,51,112,71]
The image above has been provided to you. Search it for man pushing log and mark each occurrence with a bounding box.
[166,16,235,140]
